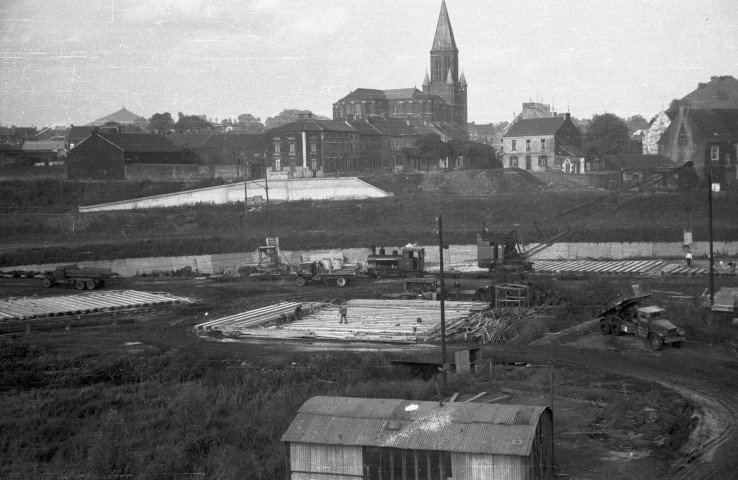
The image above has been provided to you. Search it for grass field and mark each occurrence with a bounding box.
[1,173,736,267]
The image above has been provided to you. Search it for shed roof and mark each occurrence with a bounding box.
[599,154,674,171]
[504,117,566,137]
[282,396,549,456]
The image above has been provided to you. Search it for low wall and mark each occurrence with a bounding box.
[7,242,738,278]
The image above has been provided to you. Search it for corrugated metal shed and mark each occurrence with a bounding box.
[281,396,548,456]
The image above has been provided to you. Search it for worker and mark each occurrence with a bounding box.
[338,302,348,324]
[294,304,302,320]
[685,252,692,266]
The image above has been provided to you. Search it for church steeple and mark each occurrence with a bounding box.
[431,0,458,53]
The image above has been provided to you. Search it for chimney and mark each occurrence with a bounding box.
[565,112,571,120]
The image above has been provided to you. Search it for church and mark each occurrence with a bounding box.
[332,1,468,129]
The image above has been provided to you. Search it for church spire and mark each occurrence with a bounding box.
[431,0,458,53]
[423,71,431,87]
[460,71,467,86]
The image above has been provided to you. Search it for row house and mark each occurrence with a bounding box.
[167,133,268,179]
[502,113,583,173]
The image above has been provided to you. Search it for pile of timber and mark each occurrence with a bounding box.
[195,302,325,332]
[218,299,489,344]
[0,290,195,321]
[431,307,545,344]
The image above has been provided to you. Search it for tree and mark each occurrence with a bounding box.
[625,115,650,135]
[264,109,329,129]
[174,112,212,132]
[583,113,631,157]
[676,166,699,191]
[148,112,174,133]
[415,134,453,171]
[237,113,265,133]
[463,142,501,169]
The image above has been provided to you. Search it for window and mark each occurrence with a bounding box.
[509,155,518,167]
[526,139,531,151]
[538,156,548,167]
[364,447,451,480]
[274,143,280,154]
[540,139,546,151]
[289,143,295,154]
[310,142,317,153]
[511,140,517,151]
[274,158,281,171]
[711,146,719,161]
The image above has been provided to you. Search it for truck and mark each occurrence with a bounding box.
[41,266,115,290]
[293,254,358,287]
[596,284,686,350]
[367,245,425,278]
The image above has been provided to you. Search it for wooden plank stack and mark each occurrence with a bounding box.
[432,307,545,344]
[195,302,325,331]
[0,290,195,321]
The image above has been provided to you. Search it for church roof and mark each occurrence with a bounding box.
[87,107,148,126]
[431,0,458,52]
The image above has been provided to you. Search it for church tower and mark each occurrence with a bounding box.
[423,1,467,127]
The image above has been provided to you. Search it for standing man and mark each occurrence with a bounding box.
[686,251,693,266]
[339,302,348,324]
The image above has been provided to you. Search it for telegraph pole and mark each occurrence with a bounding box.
[708,169,715,305]
[437,214,447,396]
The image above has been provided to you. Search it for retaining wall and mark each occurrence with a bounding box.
[7,241,738,278]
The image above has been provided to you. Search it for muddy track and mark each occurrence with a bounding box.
[492,344,738,480]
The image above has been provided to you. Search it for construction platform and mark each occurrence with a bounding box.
[197,299,489,344]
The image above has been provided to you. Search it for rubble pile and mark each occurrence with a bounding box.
[435,307,545,344]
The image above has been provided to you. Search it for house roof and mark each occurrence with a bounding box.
[98,133,181,152]
[559,145,585,157]
[679,76,738,110]
[599,154,674,171]
[21,140,66,151]
[504,116,566,137]
[467,123,500,137]
[166,133,213,149]
[266,118,356,134]
[282,396,549,456]
[68,126,94,143]
[87,107,148,126]
[366,116,420,137]
[687,109,738,139]
[345,118,382,136]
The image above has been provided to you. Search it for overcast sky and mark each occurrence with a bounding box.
[1,0,736,128]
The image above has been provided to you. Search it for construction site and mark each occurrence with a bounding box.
[1,168,737,480]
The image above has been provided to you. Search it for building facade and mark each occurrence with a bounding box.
[502,114,582,172]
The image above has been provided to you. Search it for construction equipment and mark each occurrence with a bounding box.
[367,244,425,278]
[40,265,115,290]
[477,161,695,271]
[596,284,686,350]
[246,237,291,279]
[293,253,359,287]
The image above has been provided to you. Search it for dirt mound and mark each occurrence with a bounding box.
[419,169,546,195]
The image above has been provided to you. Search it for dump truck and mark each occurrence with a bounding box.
[596,284,686,350]
[41,266,115,290]
[293,254,358,287]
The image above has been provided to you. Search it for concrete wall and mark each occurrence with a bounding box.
[78,177,390,212]
[9,241,738,278]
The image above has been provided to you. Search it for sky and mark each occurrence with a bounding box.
[1,0,737,128]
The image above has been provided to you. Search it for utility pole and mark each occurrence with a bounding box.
[708,169,715,305]
[265,150,270,236]
[244,157,248,220]
[437,214,447,397]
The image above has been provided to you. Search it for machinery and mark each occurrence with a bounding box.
[293,253,359,287]
[596,284,686,350]
[477,161,695,272]
[40,265,115,290]
[245,237,291,279]
[367,245,425,278]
